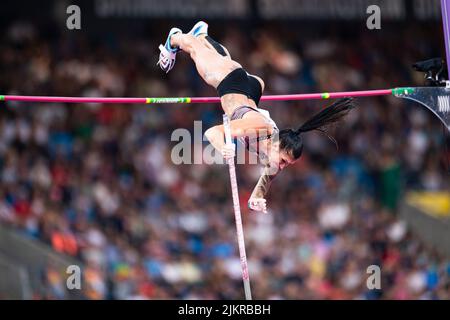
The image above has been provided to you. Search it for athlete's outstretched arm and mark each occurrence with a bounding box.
[248,166,278,213]
[250,168,277,198]
[204,116,272,157]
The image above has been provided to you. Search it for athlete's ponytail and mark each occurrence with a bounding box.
[279,98,356,159]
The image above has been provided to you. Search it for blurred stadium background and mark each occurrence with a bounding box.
[0,0,449,299]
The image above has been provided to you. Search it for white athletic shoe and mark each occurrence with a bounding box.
[157,27,182,73]
[188,21,208,37]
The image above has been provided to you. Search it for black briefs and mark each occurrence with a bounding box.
[216,68,263,105]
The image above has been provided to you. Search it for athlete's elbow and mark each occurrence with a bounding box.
[204,126,218,143]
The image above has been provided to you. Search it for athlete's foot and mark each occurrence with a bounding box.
[157,27,182,73]
[188,21,208,37]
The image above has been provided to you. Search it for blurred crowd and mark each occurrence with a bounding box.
[0,19,449,299]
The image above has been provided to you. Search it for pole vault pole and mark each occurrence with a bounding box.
[222,114,252,301]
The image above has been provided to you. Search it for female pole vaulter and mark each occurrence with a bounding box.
[158,21,356,213]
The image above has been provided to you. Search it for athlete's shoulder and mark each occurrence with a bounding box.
[256,108,277,127]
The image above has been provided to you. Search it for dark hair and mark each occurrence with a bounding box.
[279,98,356,159]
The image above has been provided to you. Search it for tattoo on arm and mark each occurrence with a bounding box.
[251,166,277,198]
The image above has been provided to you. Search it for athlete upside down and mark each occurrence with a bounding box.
[158,21,356,213]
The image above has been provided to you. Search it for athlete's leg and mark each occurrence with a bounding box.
[196,35,264,93]
[186,21,231,59]
[198,35,231,59]
[170,33,240,88]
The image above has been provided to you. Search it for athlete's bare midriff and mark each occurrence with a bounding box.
[220,93,258,117]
